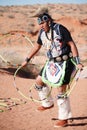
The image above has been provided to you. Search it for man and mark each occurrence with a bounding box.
[22,7,83,127]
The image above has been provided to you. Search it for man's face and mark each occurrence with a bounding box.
[39,21,50,32]
[37,15,50,32]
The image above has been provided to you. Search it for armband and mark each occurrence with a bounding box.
[73,56,80,64]
[25,57,30,63]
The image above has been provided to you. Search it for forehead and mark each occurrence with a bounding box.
[39,21,48,26]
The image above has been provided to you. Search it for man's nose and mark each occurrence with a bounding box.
[40,24,43,28]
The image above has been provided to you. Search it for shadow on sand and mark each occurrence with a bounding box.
[0,66,39,79]
[52,116,87,127]
[68,116,87,127]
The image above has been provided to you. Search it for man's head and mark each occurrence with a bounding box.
[37,13,52,25]
[33,6,52,24]
[33,6,53,32]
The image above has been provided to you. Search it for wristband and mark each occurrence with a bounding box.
[25,57,30,63]
[73,56,80,64]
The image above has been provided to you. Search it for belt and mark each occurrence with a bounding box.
[50,52,72,62]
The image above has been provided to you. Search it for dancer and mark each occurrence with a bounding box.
[22,7,83,127]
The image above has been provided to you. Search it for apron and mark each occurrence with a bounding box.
[42,60,67,88]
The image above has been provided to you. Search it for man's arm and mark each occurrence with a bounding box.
[67,41,79,57]
[68,41,83,69]
[27,43,41,59]
[22,43,42,67]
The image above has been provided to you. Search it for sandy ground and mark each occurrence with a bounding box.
[0,3,87,130]
[0,69,87,130]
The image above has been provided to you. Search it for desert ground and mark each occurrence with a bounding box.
[0,4,87,130]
